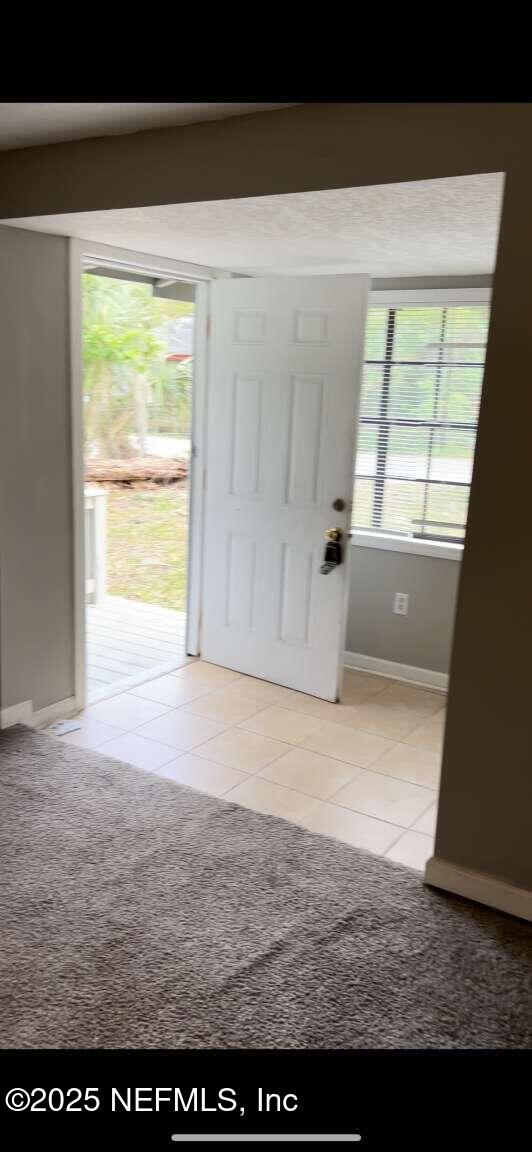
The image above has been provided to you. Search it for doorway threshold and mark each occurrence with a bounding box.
[86,595,195,705]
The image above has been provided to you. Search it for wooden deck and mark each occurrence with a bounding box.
[86,595,189,701]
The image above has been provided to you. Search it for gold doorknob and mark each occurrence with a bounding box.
[325,527,343,542]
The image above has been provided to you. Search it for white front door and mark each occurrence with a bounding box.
[201,274,369,701]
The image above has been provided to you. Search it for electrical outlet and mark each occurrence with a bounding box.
[393,592,409,616]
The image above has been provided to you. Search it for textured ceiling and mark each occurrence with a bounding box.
[4,174,504,277]
[0,103,296,151]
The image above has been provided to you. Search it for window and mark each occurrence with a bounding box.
[352,300,490,545]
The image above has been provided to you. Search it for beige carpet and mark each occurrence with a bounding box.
[1,725,531,1049]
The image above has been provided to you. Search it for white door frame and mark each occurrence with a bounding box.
[69,238,229,711]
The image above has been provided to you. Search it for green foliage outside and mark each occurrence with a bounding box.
[82,273,193,458]
[82,273,193,610]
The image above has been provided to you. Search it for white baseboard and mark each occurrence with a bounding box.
[425,856,532,923]
[1,696,79,731]
[344,650,448,692]
[0,700,33,728]
[32,696,79,728]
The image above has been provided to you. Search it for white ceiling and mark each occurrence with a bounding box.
[3,173,504,277]
[0,103,297,151]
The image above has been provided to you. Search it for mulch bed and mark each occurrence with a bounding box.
[85,457,189,487]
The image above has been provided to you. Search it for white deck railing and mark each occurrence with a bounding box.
[85,486,107,605]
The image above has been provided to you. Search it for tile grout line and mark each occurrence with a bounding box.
[233,703,444,749]
[383,825,428,857]
[73,699,441,800]
[62,666,444,853]
[71,721,439,814]
[382,826,412,855]
[133,753,435,860]
[191,741,296,775]
[219,770,436,832]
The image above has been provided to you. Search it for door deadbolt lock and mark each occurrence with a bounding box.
[320,527,343,574]
[332,497,346,512]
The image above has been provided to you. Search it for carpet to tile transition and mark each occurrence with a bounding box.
[0,725,531,1049]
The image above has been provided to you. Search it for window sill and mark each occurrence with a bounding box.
[350,530,463,561]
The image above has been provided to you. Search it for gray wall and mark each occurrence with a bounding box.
[346,546,460,674]
[371,275,492,292]
[0,225,74,712]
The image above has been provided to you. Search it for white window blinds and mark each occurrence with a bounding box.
[353,303,490,543]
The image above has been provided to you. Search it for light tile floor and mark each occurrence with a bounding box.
[51,663,446,872]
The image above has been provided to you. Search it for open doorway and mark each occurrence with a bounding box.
[82,265,194,701]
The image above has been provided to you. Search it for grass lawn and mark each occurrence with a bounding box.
[104,474,465,616]
[105,482,189,610]
[101,472,462,617]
